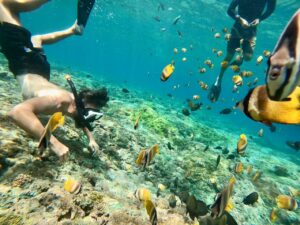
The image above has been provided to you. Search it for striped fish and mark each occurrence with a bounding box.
[266,9,300,101]
[136,144,159,169]
[134,188,151,202]
[210,180,234,219]
[144,200,158,225]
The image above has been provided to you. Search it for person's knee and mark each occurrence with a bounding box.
[244,53,253,61]
[8,105,24,121]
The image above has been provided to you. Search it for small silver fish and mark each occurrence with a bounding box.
[266,9,300,101]
[172,15,181,25]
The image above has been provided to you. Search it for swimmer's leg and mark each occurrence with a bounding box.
[8,96,69,161]
[208,38,237,102]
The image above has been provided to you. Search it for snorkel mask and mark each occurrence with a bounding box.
[65,75,103,131]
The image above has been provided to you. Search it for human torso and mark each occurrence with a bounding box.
[0,1,21,26]
[237,0,267,22]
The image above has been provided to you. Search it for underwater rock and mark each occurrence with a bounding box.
[122,88,129,93]
[186,195,208,220]
[11,174,33,188]
[273,165,289,177]
[226,154,235,160]
[182,108,190,116]
[243,192,259,205]
[39,193,60,207]
[168,194,177,208]
[178,191,189,204]
[222,148,229,154]
[0,214,23,225]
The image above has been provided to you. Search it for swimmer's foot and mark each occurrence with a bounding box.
[208,83,221,102]
[49,137,69,162]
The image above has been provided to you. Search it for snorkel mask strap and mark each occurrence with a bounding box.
[65,75,94,131]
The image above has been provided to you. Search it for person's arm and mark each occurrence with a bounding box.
[32,22,82,47]
[259,0,276,21]
[83,127,100,155]
[227,0,239,20]
[3,0,50,12]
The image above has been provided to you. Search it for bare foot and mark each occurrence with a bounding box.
[49,136,69,162]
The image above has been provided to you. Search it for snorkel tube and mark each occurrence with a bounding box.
[65,75,102,131]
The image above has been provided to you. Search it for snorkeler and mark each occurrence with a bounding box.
[208,0,276,102]
[0,0,104,161]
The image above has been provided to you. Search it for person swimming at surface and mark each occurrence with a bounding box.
[208,0,276,102]
[0,0,106,161]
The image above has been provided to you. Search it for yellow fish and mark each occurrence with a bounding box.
[247,165,253,174]
[224,33,231,41]
[214,33,221,38]
[136,149,147,165]
[276,195,298,210]
[136,144,159,169]
[225,198,234,212]
[256,55,263,65]
[134,114,141,130]
[221,61,229,68]
[231,65,240,72]
[64,178,81,194]
[198,81,209,90]
[252,171,262,182]
[135,188,151,202]
[144,200,157,225]
[161,61,175,81]
[193,95,200,100]
[199,68,206,73]
[270,208,277,223]
[181,47,187,53]
[217,51,223,57]
[235,162,244,174]
[263,50,271,57]
[237,134,247,155]
[204,59,213,67]
[236,85,300,125]
[232,75,243,86]
[38,112,65,149]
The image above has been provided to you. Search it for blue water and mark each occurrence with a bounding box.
[22,1,300,155]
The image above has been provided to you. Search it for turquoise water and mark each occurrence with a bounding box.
[22,1,300,155]
[15,0,300,195]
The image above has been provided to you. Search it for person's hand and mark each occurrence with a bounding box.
[72,21,84,36]
[89,140,100,156]
[238,17,250,28]
[250,19,260,27]
[208,82,221,103]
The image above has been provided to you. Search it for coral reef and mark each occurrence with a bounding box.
[0,60,299,224]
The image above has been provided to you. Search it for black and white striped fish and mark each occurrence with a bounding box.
[266,9,300,101]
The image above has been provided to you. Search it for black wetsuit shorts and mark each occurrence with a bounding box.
[227,22,257,55]
[0,22,50,80]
